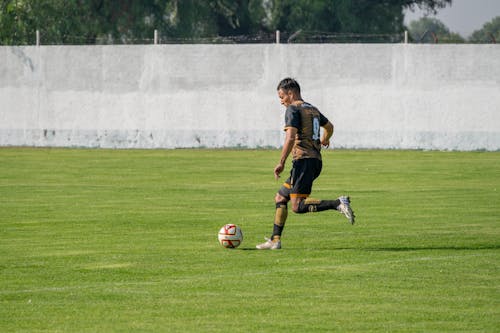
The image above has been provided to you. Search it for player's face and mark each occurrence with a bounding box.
[277,88,293,107]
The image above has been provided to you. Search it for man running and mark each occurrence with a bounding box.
[256,78,355,250]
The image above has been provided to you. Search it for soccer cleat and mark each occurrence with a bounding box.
[256,237,281,250]
[337,196,355,224]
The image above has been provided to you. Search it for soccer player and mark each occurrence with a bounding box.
[256,78,355,250]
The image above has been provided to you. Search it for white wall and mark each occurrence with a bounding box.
[1,44,499,150]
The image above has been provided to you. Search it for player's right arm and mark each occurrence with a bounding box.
[274,126,297,180]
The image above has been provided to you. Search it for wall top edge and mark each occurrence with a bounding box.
[1,43,498,50]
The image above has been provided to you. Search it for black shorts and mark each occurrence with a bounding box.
[278,158,322,199]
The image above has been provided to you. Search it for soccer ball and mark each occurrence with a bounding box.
[218,224,243,248]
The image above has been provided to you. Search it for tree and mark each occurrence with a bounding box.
[0,0,154,44]
[403,0,452,14]
[407,17,464,43]
[0,0,453,45]
[163,0,266,41]
[469,16,500,43]
[0,0,267,44]
[268,0,452,42]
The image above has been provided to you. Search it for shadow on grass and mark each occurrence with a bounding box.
[227,244,500,252]
[361,244,500,252]
[237,245,500,251]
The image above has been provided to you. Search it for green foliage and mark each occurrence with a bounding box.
[0,0,452,44]
[404,0,452,14]
[163,0,266,40]
[0,148,499,332]
[470,16,500,43]
[0,0,98,44]
[271,1,405,35]
[408,17,465,43]
[0,0,268,44]
[268,0,451,42]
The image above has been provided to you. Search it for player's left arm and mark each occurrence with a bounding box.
[321,121,334,148]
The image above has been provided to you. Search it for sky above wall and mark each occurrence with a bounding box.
[404,0,500,37]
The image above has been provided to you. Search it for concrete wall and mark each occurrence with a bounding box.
[1,44,499,150]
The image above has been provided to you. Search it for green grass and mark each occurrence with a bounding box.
[1,148,499,332]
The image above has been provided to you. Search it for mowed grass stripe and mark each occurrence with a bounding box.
[0,148,499,332]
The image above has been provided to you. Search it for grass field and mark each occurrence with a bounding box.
[1,148,499,332]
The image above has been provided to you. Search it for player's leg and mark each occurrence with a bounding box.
[291,195,354,224]
[291,196,340,213]
[272,193,288,239]
[290,159,355,223]
[289,158,332,213]
[256,179,291,250]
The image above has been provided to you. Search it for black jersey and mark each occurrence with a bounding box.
[284,102,329,161]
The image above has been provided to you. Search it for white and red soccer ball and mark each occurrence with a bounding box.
[218,224,243,248]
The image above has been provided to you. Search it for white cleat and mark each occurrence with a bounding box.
[256,237,281,250]
[337,196,355,224]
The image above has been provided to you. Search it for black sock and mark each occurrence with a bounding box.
[272,224,284,240]
[296,199,341,213]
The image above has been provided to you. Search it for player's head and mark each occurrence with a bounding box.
[277,78,301,107]
[277,77,301,95]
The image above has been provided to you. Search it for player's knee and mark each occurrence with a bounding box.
[291,199,309,214]
[275,193,287,204]
[291,201,301,213]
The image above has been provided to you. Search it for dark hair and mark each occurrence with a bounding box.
[277,77,300,94]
